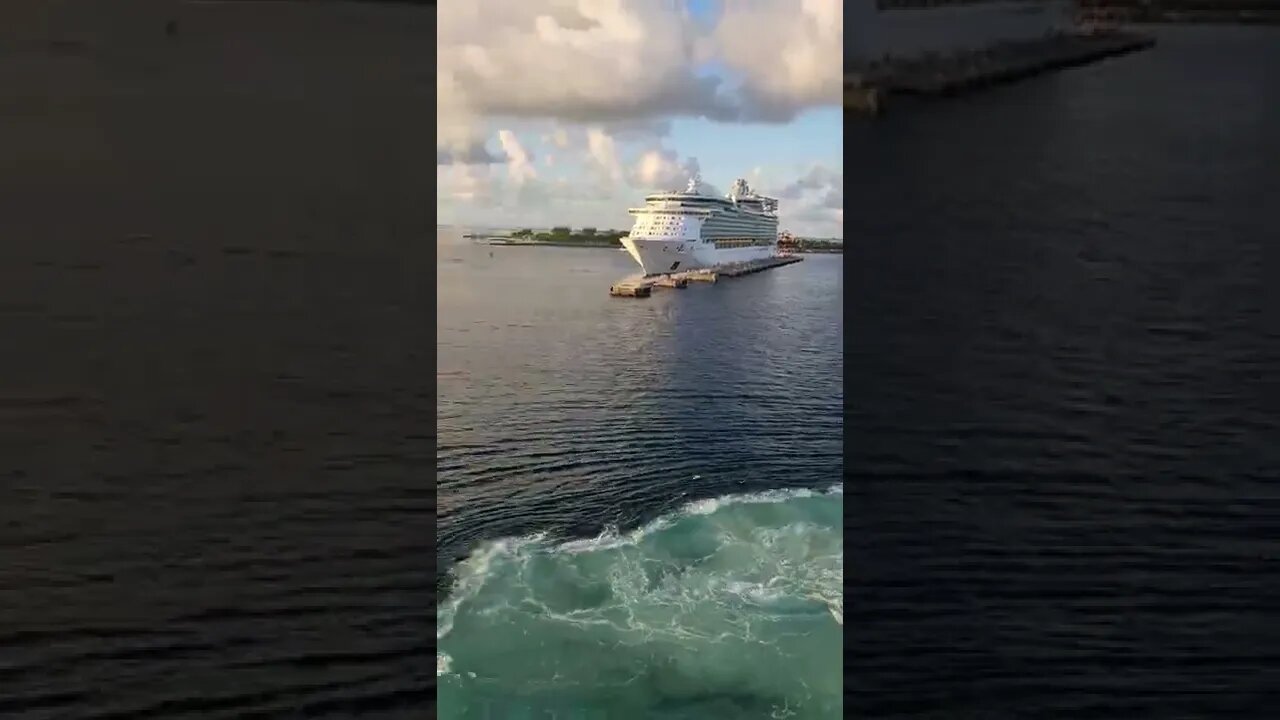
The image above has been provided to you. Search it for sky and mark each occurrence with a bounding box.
[437,0,844,237]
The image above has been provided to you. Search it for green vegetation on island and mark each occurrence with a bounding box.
[506,227,629,247]
[792,239,843,253]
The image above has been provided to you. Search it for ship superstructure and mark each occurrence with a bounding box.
[622,175,780,276]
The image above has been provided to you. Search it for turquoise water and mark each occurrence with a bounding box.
[438,485,843,719]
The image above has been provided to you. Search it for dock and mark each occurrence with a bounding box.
[847,30,1156,114]
[609,254,802,298]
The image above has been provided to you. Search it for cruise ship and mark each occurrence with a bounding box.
[622,176,779,276]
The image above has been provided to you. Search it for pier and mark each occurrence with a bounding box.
[609,255,803,298]
[847,30,1156,114]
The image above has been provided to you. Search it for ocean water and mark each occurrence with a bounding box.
[846,26,1278,717]
[0,4,434,717]
[437,235,844,718]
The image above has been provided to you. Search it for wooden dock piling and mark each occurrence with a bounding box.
[609,281,652,297]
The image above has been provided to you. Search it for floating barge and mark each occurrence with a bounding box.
[609,255,802,298]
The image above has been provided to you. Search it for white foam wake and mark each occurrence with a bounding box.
[436,483,844,643]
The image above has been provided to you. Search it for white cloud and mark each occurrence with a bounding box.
[585,127,624,184]
[436,0,842,161]
[596,119,674,141]
[712,0,844,119]
[438,163,495,203]
[631,148,701,191]
[436,63,498,165]
[497,129,537,184]
[438,0,734,134]
[437,2,842,237]
[775,165,842,202]
[764,163,843,236]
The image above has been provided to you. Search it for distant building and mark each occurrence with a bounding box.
[847,0,1079,63]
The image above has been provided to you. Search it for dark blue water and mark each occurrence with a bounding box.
[847,26,1279,717]
[437,236,844,717]
[0,3,434,718]
[437,239,843,566]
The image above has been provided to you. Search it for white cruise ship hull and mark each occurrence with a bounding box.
[622,237,776,276]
